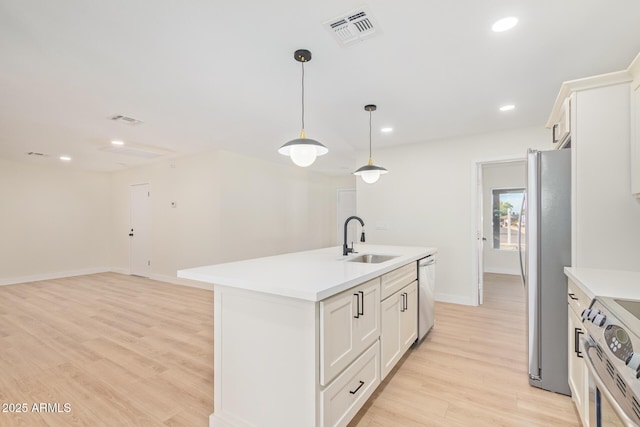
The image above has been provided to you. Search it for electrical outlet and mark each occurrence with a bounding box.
[375,221,388,230]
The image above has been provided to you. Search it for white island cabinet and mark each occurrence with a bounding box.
[178,244,435,427]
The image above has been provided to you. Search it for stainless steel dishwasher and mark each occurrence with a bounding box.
[417,254,436,342]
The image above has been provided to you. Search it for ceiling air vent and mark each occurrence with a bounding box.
[108,114,143,126]
[323,7,380,46]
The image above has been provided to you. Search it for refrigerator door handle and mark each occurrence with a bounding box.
[518,191,526,287]
[527,149,542,382]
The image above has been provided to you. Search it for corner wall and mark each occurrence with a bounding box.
[0,158,111,284]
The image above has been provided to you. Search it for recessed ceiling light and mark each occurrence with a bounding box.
[59,156,72,161]
[381,127,393,133]
[111,140,125,146]
[499,104,516,112]
[492,17,518,32]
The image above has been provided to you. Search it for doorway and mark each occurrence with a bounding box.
[474,159,526,305]
[130,183,151,277]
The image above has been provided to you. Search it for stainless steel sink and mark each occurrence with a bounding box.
[346,254,398,264]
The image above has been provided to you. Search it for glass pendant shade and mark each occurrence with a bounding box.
[279,49,327,167]
[278,131,328,167]
[354,104,388,183]
[354,158,389,184]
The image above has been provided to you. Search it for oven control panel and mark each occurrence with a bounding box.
[604,324,634,363]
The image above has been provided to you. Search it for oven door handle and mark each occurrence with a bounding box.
[580,336,640,427]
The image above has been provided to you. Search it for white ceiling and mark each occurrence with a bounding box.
[1,1,640,174]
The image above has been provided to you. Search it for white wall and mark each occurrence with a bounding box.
[482,161,526,275]
[357,126,550,305]
[110,150,355,283]
[0,158,111,284]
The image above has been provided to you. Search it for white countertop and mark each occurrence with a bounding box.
[565,267,640,300]
[178,244,436,302]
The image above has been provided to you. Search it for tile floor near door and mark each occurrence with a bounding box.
[0,272,579,426]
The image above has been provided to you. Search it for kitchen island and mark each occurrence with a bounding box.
[178,244,436,427]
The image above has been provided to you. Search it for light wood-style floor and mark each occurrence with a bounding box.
[350,273,581,426]
[0,273,213,427]
[0,272,580,426]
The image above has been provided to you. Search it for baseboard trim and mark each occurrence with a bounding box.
[435,292,475,306]
[148,273,214,291]
[484,268,521,276]
[110,267,129,275]
[0,268,213,291]
[0,267,111,286]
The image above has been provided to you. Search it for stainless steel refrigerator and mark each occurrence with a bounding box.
[519,148,571,396]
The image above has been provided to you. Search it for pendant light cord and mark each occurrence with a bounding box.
[301,61,305,131]
[369,109,372,159]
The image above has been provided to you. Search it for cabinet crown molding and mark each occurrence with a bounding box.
[546,51,640,128]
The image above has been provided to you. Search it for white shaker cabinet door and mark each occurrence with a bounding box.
[568,307,588,426]
[399,281,418,350]
[381,281,418,380]
[380,291,401,380]
[320,278,381,386]
[355,280,381,349]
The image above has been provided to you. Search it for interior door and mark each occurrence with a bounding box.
[476,164,484,304]
[130,183,151,277]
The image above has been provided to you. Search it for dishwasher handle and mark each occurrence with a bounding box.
[419,258,435,267]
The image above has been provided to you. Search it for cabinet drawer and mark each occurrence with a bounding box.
[381,263,417,300]
[321,341,380,427]
[568,279,591,317]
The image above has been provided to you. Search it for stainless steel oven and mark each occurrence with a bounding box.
[581,297,640,426]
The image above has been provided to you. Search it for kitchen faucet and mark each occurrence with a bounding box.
[343,216,365,256]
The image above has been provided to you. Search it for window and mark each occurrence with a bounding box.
[492,188,525,250]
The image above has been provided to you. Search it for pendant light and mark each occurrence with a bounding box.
[354,104,388,184]
[278,49,328,167]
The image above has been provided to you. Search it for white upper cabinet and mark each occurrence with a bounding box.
[551,97,571,148]
[546,52,640,271]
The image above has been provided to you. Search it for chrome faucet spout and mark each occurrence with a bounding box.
[343,216,365,256]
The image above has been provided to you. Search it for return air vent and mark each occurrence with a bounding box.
[323,7,380,46]
[108,114,143,126]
